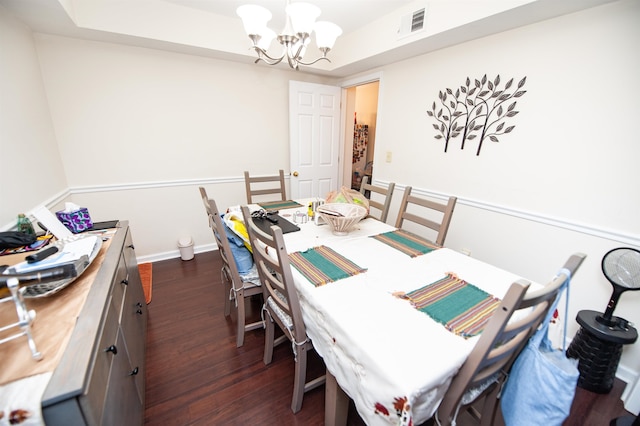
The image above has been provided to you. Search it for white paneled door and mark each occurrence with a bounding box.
[289,81,341,199]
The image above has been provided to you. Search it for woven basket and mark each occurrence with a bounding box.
[317,203,367,236]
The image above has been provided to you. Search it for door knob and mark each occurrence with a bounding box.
[293,171,299,177]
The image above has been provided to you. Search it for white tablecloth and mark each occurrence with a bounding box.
[248,200,534,425]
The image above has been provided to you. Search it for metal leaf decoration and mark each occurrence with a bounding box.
[426,75,527,155]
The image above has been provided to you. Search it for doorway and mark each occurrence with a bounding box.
[343,81,380,191]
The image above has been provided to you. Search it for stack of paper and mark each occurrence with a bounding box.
[10,236,98,274]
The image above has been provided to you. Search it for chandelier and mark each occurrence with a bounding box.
[237,1,342,70]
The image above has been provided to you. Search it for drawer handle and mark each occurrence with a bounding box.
[121,278,129,286]
[129,367,139,376]
[105,345,118,355]
[128,244,135,250]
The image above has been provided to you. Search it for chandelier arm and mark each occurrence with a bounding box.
[251,47,285,65]
[292,33,309,61]
[255,56,285,66]
[294,56,331,66]
[287,55,299,70]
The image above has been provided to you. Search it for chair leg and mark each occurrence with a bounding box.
[291,344,308,413]
[235,289,245,347]
[223,273,231,318]
[224,294,231,317]
[479,383,503,426]
[263,316,275,365]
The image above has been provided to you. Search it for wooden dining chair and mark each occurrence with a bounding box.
[244,169,287,204]
[359,176,395,223]
[395,186,457,246]
[240,205,326,413]
[434,252,586,426]
[198,187,263,347]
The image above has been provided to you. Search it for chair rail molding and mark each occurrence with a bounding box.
[2,176,246,231]
[69,175,247,193]
[6,176,637,249]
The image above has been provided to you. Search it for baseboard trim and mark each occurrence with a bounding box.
[136,243,218,264]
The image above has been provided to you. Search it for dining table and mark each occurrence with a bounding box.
[239,198,540,426]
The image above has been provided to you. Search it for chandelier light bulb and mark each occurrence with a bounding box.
[285,2,321,35]
[236,4,271,37]
[314,21,342,50]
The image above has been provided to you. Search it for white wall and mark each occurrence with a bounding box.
[375,1,638,230]
[34,35,336,186]
[370,0,640,399]
[11,33,335,257]
[0,6,67,226]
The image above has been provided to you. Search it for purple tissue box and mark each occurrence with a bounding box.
[56,207,93,233]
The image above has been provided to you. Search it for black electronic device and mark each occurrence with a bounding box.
[250,213,300,235]
[88,220,119,231]
[26,246,59,263]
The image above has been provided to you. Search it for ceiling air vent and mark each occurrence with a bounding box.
[398,7,426,39]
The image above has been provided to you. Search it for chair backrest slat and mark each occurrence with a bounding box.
[244,170,287,204]
[395,186,457,246]
[359,176,395,223]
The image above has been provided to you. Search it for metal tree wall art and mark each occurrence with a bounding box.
[427,75,527,155]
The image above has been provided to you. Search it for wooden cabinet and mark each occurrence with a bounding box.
[41,222,147,425]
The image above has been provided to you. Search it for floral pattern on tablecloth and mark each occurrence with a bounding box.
[374,396,413,426]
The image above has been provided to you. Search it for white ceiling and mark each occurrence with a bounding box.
[0,0,618,77]
[161,0,417,35]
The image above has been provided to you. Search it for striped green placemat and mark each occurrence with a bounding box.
[405,273,501,338]
[289,245,367,287]
[371,229,440,257]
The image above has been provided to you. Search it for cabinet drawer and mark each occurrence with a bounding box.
[121,229,147,404]
[79,299,119,425]
[121,274,146,403]
[102,329,143,425]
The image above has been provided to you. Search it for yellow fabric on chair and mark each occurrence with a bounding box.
[223,210,252,252]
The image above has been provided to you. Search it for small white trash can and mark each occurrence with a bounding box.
[177,236,194,261]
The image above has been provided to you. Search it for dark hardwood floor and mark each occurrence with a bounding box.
[144,251,634,425]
